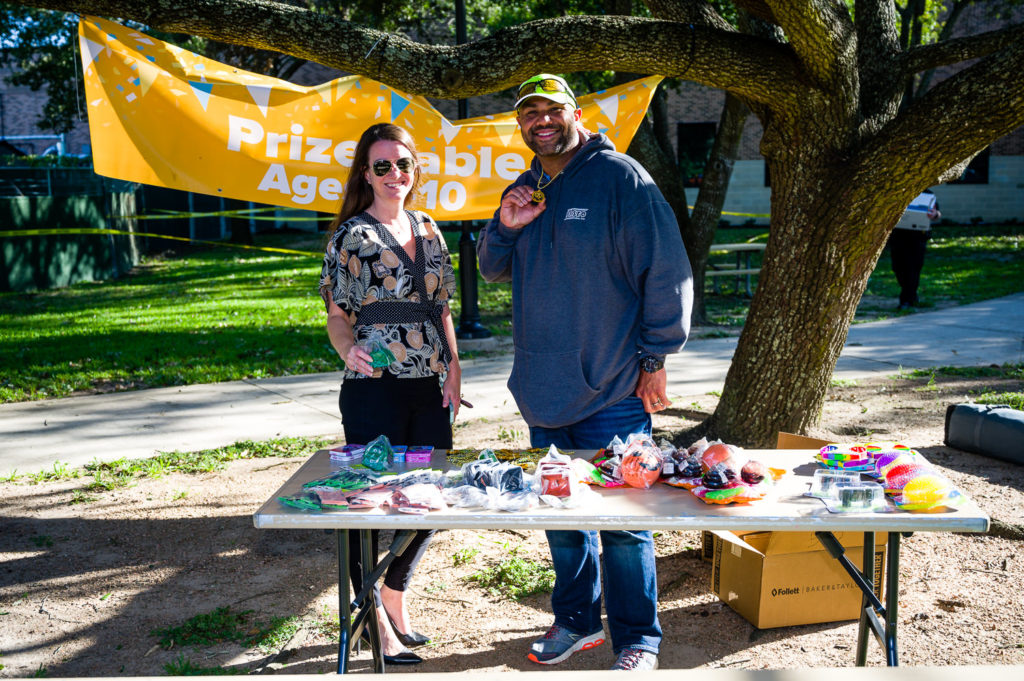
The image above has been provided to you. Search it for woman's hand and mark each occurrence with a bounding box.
[343,344,374,377]
[442,363,462,422]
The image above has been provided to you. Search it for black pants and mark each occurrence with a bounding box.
[339,373,451,600]
[888,228,929,305]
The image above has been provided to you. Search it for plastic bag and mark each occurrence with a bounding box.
[440,484,538,512]
[362,434,394,471]
[539,480,597,509]
[588,449,624,487]
[313,487,350,510]
[700,441,742,474]
[302,467,376,491]
[346,486,393,509]
[367,340,397,368]
[279,491,322,510]
[619,433,664,489]
[391,483,446,515]
[892,471,964,511]
[535,445,575,497]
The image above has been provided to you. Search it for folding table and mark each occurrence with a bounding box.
[253,449,989,673]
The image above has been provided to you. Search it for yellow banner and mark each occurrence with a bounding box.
[78,16,662,221]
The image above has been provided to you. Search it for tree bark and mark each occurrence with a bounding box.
[9,0,1024,446]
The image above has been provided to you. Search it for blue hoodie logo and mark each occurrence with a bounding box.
[565,208,588,221]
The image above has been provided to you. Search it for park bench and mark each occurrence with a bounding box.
[705,242,766,296]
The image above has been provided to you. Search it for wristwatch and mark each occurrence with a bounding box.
[639,354,664,373]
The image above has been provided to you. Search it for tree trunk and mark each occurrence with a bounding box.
[705,148,897,446]
[687,92,749,324]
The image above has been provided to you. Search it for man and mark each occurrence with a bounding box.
[477,73,693,671]
[889,189,941,310]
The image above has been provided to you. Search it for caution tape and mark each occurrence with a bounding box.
[1,228,321,257]
[110,206,327,222]
[688,206,771,218]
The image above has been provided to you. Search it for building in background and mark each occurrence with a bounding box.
[2,4,1022,226]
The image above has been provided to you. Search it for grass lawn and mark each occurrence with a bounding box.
[1,223,1020,403]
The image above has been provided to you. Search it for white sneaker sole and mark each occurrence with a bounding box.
[527,630,605,665]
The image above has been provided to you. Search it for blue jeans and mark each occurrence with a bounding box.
[529,396,661,655]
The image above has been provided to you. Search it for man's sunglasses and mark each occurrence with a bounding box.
[517,78,571,101]
[371,158,416,176]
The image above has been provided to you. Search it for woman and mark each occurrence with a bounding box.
[319,123,461,665]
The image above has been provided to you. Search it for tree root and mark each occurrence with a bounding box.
[985,519,1024,541]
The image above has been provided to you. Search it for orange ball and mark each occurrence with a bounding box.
[621,448,663,489]
[701,443,740,473]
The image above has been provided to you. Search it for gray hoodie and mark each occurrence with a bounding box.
[478,133,692,428]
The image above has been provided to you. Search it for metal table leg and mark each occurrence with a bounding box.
[336,529,350,674]
[335,529,419,674]
[885,532,902,666]
[816,531,899,666]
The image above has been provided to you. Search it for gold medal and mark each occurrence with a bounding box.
[532,170,561,203]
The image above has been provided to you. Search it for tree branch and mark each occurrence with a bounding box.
[12,0,807,105]
[854,0,901,122]
[643,0,734,30]
[764,0,855,89]
[856,39,1024,189]
[898,23,1024,76]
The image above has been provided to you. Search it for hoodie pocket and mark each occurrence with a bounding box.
[510,347,600,427]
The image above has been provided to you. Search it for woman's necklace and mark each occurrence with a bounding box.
[532,170,562,203]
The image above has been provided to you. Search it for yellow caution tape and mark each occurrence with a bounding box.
[110,207,326,221]
[687,206,771,218]
[1,228,321,257]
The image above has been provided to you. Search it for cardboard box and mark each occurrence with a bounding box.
[701,529,756,562]
[776,432,831,449]
[711,530,887,628]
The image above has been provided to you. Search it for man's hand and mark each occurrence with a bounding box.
[499,184,546,230]
[635,368,670,413]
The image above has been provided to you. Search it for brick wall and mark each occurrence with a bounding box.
[0,66,91,156]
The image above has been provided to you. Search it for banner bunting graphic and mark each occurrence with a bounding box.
[77,16,662,221]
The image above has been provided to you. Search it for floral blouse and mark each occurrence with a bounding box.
[319,210,456,380]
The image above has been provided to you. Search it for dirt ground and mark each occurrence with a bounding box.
[2,370,1023,676]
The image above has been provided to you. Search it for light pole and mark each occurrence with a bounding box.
[454,0,491,340]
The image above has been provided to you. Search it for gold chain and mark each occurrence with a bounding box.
[532,171,562,203]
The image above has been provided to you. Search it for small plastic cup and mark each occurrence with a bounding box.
[830,481,886,512]
[807,469,861,498]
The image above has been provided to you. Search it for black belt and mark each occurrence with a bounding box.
[355,301,451,365]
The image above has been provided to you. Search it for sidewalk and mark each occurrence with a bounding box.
[2,293,1021,475]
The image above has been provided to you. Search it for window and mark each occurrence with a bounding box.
[676,122,717,187]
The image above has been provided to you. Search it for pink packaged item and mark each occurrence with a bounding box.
[405,446,434,464]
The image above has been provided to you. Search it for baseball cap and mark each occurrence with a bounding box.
[514,74,578,111]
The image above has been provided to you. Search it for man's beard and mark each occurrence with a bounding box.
[523,121,575,158]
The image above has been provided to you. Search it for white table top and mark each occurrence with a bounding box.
[252,450,989,534]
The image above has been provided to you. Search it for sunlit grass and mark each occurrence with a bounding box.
[2,224,1020,403]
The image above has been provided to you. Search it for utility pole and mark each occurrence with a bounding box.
[454,0,491,340]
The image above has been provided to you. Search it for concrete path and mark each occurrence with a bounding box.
[2,293,1021,475]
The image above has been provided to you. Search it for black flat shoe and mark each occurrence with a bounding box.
[384,608,431,647]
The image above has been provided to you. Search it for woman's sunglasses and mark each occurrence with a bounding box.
[371,158,416,176]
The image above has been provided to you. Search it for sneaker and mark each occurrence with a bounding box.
[610,647,658,671]
[527,624,604,665]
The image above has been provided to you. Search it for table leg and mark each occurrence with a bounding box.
[336,529,350,674]
[815,532,890,665]
[343,530,417,674]
[360,530,385,673]
[884,532,902,666]
[855,531,874,666]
